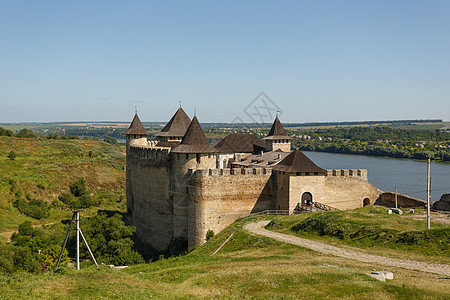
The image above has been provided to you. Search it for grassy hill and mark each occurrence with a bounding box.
[1,136,449,298]
[1,213,449,299]
[0,136,126,238]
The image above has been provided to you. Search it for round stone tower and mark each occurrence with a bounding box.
[170,116,216,246]
[124,113,148,220]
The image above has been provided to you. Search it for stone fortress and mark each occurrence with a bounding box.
[125,107,382,252]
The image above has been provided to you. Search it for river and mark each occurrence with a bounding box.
[303,151,450,202]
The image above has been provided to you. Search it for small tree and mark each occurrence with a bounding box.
[41,245,70,270]
[70,178,87,197]
[7,151,16,160]
[206,229,214,241]
[104,136,117,144]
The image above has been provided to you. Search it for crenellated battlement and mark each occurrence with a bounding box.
[130,139,167,149]
[129,145,171,167]
[188,167,272,177]
[326,169,367,178]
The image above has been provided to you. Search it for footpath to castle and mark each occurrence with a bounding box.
[244,221,450,276]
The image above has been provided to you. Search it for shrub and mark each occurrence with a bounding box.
[12,246,41,273]
[68,212,144,265]
[7,150,17,160]
[0,244,14,273]
[0,126,13,136]
[14,198,50,220]
[104,136,117,144]
[206,229,214,241]
[41,245,70,270]
[15,128,36,138]
[70,178,87,197]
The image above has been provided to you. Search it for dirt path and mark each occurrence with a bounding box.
[244,220,450,276]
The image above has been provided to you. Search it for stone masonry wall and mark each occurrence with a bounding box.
[432,193,450,211]
[376,192,427,208]
[188,168,274,248]
[288,169,381,212]
[129,146,173,252]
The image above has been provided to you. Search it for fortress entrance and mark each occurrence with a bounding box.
[301,192,313,208]
[363,198,370,207]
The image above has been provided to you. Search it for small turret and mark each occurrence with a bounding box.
[125,113,148,150]
[171,116,216,154]
[263,117,292,152]
[155,107,191,143]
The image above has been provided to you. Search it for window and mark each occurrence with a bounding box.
[196,153,200,164]
[186,154,189,159]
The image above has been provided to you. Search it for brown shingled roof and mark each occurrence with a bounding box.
[263,117,292,140]
[214,134,265,153]
[125,114,148,135]
[272,150,325,173]
[171,116,216,153]
[155,107,191,137]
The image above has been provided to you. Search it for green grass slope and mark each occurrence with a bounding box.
[1,217,449,299]
[0,136,126,236]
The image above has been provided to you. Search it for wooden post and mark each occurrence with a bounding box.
[55,212,76,269]
[76,210,80,270]
[395,186,398,209]
[427,157,431,230]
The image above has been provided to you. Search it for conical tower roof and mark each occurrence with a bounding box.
[264,117,292,140]
[272,150,325,173]
[214,134,265,153]
[125,113,148,135]
[171,116,215,153]
[155,107,191,138]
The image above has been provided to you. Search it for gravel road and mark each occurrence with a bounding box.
[244,220,450,276]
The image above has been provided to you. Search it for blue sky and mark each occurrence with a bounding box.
[1,1,449,123]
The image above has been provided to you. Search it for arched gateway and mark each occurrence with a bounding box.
[301,192,313,207]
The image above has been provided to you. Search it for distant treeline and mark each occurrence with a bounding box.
[292,126,450,161]
[199,119,443,129]
[284,119,443,128]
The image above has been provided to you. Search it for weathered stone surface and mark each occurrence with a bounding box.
[432,193,450,211]
[375,192,426,208]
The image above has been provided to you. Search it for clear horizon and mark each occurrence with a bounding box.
[1,1,449,123]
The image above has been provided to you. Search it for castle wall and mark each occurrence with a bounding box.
[188,168,274,248]
[375,192,426,208]
[128,146,173,252]
[432,193,450,211]
[275,171,290,210]
[287,169,382,211]
[171,153,216,240]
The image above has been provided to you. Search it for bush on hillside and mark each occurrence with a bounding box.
[13,198,50,220]
[104,136,117,144]
[15,128,36,138]
[58,178,101,209]
[68,212,144,265]
[7,150,16,160]
[70,178,87,197]
[0,126,13,136]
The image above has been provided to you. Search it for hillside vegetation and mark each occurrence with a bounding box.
[0,136,126,235]
[1,214,449,299]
